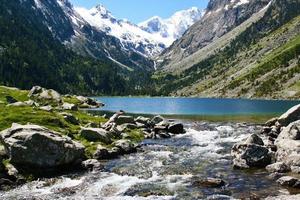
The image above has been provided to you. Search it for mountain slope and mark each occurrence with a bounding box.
[154,0,300,99]
[32,0,154,72]
[75,5,203,58]
[157,0,271,71]
[0,0,147,95]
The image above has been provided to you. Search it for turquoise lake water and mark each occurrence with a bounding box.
[93,97,300,115]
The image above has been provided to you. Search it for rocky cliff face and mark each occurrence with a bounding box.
[154,0,300,99]
[157,0,271,70]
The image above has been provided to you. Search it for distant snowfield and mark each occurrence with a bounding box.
[75,5,204,57]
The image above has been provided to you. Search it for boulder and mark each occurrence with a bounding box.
[81,159,103,171]
[0,124,85,168]
[28,86,43,97]
[135,116,150,125]
[168,123,184,134]
[120,123,138,130]
[245,134,264,146]
[29,86,62,104]
[113,139,137,154]
[24,100,39,107]
[61,103,78,111]
[93,145,111,160]
[265,117,278,127]
[150,115,165,125]
[116,116,135,125]
[76,96,103,108]
[275,121,300,162]
[266,162,290,173]
[192,177,226,188]
[80,128,112,144]
[277,104,300,127]
[60,112,79,125]
[231,135,271,169]
[277,176,300,188]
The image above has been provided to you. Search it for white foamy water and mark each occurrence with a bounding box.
[0,122,285,199]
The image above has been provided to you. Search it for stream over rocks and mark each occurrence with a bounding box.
[0,121,295,199]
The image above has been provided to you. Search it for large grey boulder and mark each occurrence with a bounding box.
[277,176,300,188]
[0,124,85,168]
[266,162,290,173]
[135,116,150,125]
[231,134,271,169]
[113,139,137,154]
[275,121,300,162]
[29,86,62,103]
[278,104,300,127]
[150,115,165,125]
[80,128,112,144]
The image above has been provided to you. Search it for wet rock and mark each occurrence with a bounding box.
[61,103,78,111]
[265,118,278,127]
[80,128,112,144]
[266,162,290,173]
[232,135,271,169]
[168,123,184,134]
[245,134,264,145]
[277,104,300,127]
[277,176,300,188]
[113,139,137,154]
[0,124,85,168]
[5,96,17,104]
[81,159,103,171]
[192,177,226,188]
[60,112,79,125]
[135,116,150,125]
[116,116,135,125]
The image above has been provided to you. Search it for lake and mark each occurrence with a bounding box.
[93,97,300,116]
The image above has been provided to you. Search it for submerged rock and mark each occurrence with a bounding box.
[0,124,85,169]
[192,177,226,188]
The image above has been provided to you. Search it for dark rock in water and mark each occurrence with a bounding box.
[277,104,300,127]
[266,162,290,173]
[232,140,271,169]
[168,123,184,134]
[245,134,264,146]
[192,177,226,188]
[0,124,85,169]
[81,159,103,171]
[277,176,300,188]
[5,96,17,104]
[113,139,137,154]
[80,128,112,143]
[116,116,135,125]
[157,131,171,139]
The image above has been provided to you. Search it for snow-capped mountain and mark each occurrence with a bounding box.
[139,7,204,47]
[75,5,203,57]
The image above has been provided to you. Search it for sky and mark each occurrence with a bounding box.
[70,0,209,24]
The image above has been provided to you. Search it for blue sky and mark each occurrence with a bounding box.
[70,0,209,23]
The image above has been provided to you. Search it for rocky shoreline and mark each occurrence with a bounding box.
[231,104,300,198]
[0,86,186,190]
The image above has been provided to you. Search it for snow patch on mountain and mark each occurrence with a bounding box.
[139,7,204,46]
[75,5,203,57]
